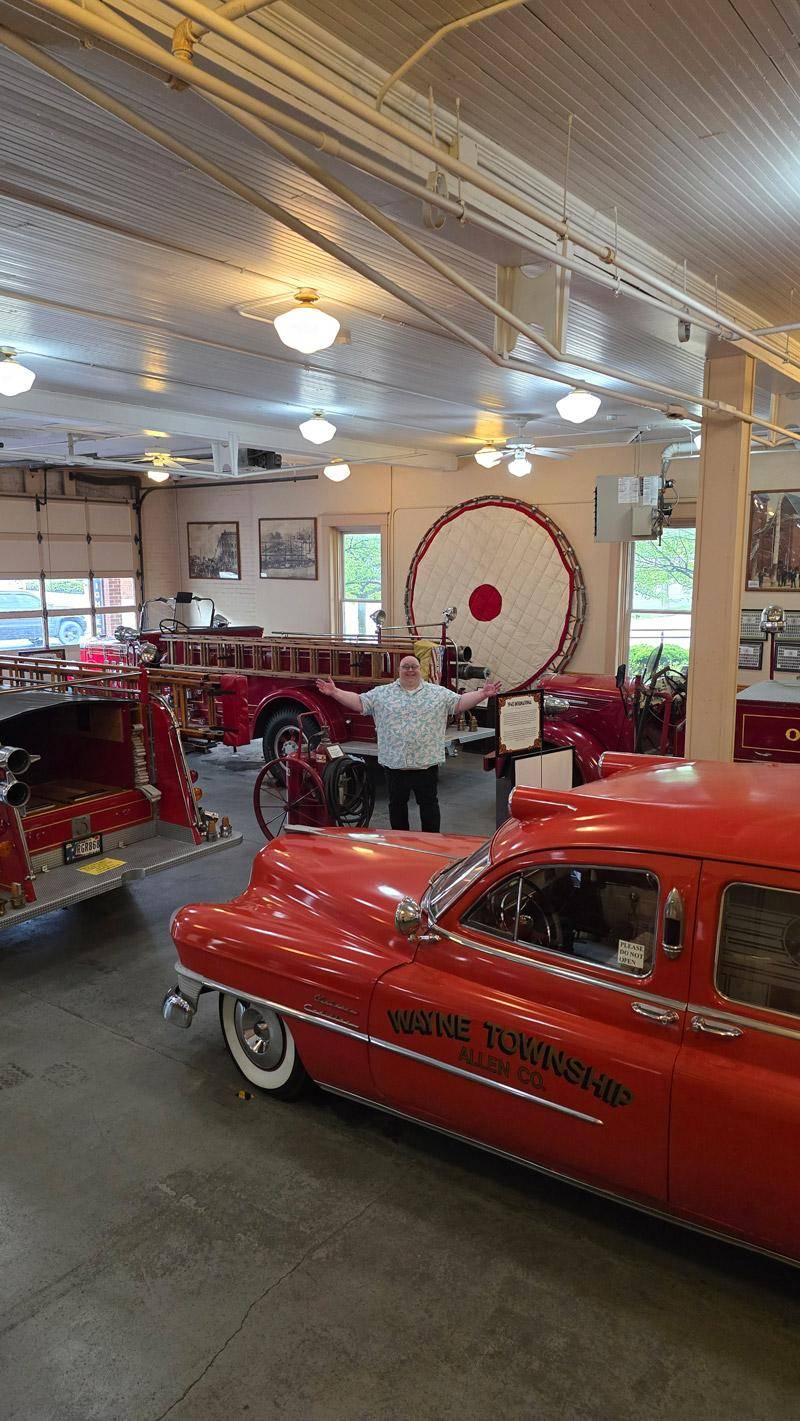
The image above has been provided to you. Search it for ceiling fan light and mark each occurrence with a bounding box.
[146,467,171,483]
[0,349,36,397]
[507,452,532,477]
[324,460,350,482]
[299,411,337,444]
[474,444,503,468]
[556,389,601,423]
[273,290,340,353]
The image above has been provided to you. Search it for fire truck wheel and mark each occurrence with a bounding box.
[261,707,317,766]
[219,993,308,1098]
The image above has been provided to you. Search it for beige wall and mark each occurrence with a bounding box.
[141,444,667,676]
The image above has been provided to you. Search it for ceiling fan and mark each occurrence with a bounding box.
[472,420,575,476]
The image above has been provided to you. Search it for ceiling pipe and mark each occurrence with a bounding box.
[0,27,674,427]
[172,0,279,60]
[10,2,771,428]
[2,24,794,443]
[375,0,528,109]
[164,0,798,368]
[21,0,771,362]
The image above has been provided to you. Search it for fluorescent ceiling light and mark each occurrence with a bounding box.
[0,349,35,397]
[146,467,171,483]
[507,451,532,477]
[324,460,350,482]
[273,289,340,354]
[143,429,169,438]
[556,389,601,423]
[474,444,503,468]
[299,412,336,444]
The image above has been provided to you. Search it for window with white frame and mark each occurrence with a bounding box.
[337,528,382,636]
[627,526,695,675]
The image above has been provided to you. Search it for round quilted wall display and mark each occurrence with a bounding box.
[405,496,586,691]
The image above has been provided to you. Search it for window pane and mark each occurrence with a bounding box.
[342,599,382,636]
[342,532,381,602]
[94,608,138,639]
[93,576,137,608]
[516,865,658,975]
[466,875,521,939]
[430,842,491,915]
[47,613,92,648]
[629,528,695,675]
[44,577,91,608]
[717,882,800,1018]
[0,580,44,649]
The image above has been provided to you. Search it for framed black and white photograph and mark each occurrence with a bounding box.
[738,640,763,672]
[259,518,318,580]
[747,490,800,591]
[187,521,241,580]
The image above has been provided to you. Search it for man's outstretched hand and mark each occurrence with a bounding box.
[483,679,503,698]
[315,676,335,695]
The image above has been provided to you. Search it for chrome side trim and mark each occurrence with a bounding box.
[318,1085,799,1271]
[370,1034,602,1125]
[687,1001,800,1043]
[436,928,687,1011]
[172,964,369,1043]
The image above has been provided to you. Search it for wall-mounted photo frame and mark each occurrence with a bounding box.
[187,521,241,580]
[259,518,318,580]
[738,640,763,672]
[775,642,800,673]
[746,491,800,591]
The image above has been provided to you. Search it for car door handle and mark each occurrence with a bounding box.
[690,1014,743,1039]
[631,1001,679,1026]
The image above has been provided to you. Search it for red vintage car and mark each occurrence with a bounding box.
[164,753,800,1267]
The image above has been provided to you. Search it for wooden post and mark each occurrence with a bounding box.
[684,348,755,760]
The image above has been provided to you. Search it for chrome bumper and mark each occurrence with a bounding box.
[162,969,205,1028]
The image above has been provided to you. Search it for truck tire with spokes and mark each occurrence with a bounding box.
[253,757,326,839]
[219,994,308,1098]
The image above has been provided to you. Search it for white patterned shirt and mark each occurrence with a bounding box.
[360,680,462,769]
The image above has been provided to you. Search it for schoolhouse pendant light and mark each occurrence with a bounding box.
[299,411,337,444]
[474,443,503,468]
[324,459,351,482]
[556,389,601,423]
[0,349,36,397]
[507,450,532,477]
[273,289,340,354]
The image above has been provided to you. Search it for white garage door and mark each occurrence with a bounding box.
[0,495,140,651]
[405,495,586,691]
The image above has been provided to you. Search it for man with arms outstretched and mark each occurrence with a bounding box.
[316,655,501,832]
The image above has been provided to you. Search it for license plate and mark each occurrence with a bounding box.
[64,834,103,864]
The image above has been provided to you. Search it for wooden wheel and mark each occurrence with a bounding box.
[254,758,327,839]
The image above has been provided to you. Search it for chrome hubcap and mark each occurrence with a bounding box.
[233,1001,285,1071]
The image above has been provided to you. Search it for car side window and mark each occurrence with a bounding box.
[465,874,521,940]
[716,882,800,1018]
[465,864,659,977]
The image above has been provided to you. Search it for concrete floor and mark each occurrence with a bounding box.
[1,745,799,1420]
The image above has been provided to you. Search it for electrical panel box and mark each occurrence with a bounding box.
[595,474,660,543]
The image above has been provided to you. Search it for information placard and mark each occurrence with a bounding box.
[497,692,542,755]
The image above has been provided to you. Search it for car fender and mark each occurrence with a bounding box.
[542,719,605,783]
[253,688,343,740]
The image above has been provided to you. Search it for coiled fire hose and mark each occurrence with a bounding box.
[322,755,375,828]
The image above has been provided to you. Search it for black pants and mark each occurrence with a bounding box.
[384,765,440,832]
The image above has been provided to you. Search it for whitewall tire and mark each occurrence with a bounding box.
[219,994,308,1099]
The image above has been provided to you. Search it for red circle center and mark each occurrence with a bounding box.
[468,583,503,622]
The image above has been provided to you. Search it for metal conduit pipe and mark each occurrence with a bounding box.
[204,93,800,436]
[3,22,796,442]
[173,0,278,57]
[165,0,795,365]
[375,0,528,109]
[24,0,786,411]
[0,28,673,427]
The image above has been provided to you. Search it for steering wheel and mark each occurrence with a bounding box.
[517,888,564,951]
[159,618,192,633]
[661,666,688,695]
[495,883,522,936]
[634,644,665,751]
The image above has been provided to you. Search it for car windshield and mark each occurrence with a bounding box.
[426,841,491,918]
